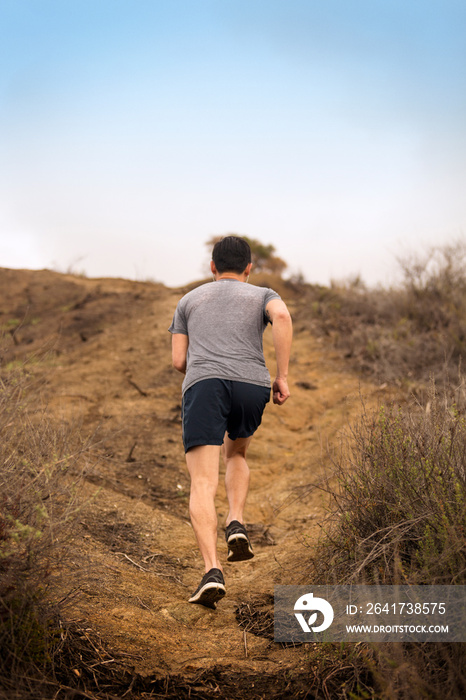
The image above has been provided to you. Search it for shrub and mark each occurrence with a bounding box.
[307,383,466,586]
[294,239,466,395]
[302,384,466,699]
[0,362,91,697]
[205,234,288,276]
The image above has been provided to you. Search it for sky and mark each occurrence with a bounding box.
[0,0,465,288]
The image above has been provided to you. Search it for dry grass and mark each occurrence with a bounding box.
[299,381,466,699]
[292,239,466,397]
[0,358,96,698]
[292,239,466,697]
[308,382,466,587]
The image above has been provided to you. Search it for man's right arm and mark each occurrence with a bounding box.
[265,299,292,405]
[172,333,189,374]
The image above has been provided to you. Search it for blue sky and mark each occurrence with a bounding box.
[1,0,465,287]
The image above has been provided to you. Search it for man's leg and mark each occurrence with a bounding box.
[223,435,255,562]
[186,444,222,573]
[223,435,253,526]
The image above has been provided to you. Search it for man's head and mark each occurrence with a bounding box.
[211,236,252,275]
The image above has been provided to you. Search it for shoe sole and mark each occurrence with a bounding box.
[189,582,226,609]
[227,534,254,562]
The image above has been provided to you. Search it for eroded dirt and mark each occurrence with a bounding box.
[0,267,391,693]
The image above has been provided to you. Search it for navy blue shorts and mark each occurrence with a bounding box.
[181,379,270,453]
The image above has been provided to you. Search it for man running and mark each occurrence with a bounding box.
[169,235,292,609]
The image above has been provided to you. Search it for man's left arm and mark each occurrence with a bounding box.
[265,298,292,405]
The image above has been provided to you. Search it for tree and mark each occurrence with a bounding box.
[206,235,287,276]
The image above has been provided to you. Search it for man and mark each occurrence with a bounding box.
[169,236,292,609]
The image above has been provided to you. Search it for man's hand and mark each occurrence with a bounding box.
[273,377,290,405]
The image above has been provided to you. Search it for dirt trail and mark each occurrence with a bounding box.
[0,268,387,686]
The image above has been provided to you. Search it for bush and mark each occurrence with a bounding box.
[308,383,466,586]
[294,239,466,395]
[302,385,466,699]
[0,362,91,697]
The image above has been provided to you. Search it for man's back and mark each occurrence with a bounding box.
[169,279,280,393]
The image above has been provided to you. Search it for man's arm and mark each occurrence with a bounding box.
[172,333,189,374]
[265,298,292,405]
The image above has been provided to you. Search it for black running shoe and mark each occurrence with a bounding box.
[225,520,254,562]
[188,568,226,609]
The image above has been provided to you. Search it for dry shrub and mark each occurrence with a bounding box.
[314,385,466,585]
[294,239,466,394]
[0,360,92,698]
[303,383,466,699]
[308,383,466,586]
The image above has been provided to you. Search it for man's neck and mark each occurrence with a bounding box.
[211,262,251,282]
[216,273,243,281]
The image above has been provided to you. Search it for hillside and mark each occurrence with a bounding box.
[0,267,388,697]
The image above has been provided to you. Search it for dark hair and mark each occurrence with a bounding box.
[212,236,252,274]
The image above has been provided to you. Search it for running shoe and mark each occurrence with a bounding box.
[225,520,254,562]
[188,568,226,609]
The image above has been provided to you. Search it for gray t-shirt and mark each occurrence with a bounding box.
[168,279,280,395]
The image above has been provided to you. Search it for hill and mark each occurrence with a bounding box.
[0,267,387,697]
